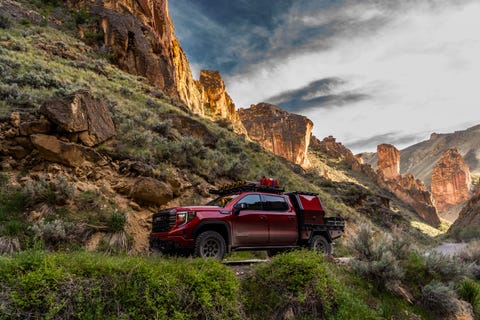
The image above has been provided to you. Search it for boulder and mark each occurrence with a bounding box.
[238,103,313,167]
[130,177,173,206]
[19,117,52,136]
[41,90,115,146]
[431,148,472,212]
[30,134,103,167]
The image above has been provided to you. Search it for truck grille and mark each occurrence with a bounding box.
[152,209,176,232]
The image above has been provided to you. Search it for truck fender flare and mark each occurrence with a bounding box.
[309,231,332,244]
[193,221,231,247]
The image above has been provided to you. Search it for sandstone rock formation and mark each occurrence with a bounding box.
[41,90,115,147]
[84,0,203,114]
[399,125,480,187]
[377,173,440,226]
[315,137,440,226]
[197,70,246,134]
[450,192,480,229]
[315,136,377,179]
[431,149,472,211]
[377,144,401,180]
[238,103,313,167]
[30,134,103,167]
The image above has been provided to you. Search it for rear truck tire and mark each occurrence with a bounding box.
[194,231,226,259]
[310,235,333,255]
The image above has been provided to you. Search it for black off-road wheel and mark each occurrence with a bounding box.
[194,231,226,259]
[310,235,333,254]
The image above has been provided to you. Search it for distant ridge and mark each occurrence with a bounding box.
[400,124,480,188]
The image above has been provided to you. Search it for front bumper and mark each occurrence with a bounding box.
[149,234,195,253]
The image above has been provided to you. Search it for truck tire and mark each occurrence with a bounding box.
[194,231,226,259]
[310,235,333,254]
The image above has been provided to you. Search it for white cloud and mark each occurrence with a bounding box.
[225,1,480,153]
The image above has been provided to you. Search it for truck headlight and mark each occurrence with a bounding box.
[176,211,196,225]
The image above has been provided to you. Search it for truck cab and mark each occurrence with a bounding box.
[149,180,344,259]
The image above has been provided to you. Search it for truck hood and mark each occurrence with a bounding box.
[173,206,226,212]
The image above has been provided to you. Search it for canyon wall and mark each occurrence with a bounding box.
[238,103,313,167]
[431,148,472,211]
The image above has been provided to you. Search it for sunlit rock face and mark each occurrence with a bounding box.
[377,144,401,180]
[431,148,472,211]
[85,0,204,114]
[197,70,247,135]
[238,103,313,167]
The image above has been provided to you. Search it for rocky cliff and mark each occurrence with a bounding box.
[400,125,480,187]
[450,191,480,229]
[377,144,401,180]
[376,144,440,226]
[238,103,313,167]
[431,148,472,212]
[316,138,440,226]
[73,0,204,114]
[196,70,246,134]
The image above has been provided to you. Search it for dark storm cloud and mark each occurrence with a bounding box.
[265,78,370,112]
[346,132,427,152]
[169,0,391,75]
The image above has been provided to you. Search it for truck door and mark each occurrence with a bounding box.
[231,194,269,246]
[262,194,298,245]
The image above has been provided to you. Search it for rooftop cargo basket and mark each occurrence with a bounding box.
[209,179,284,196]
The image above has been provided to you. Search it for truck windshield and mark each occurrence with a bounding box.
[206,194,239,207]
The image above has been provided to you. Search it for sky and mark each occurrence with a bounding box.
[169,0,480,153]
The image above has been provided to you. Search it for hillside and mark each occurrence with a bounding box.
[363,125,480,188]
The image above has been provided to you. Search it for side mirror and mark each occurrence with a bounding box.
[234,203,247,215]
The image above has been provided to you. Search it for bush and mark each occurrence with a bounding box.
[424,251,471,282]
[107,210,127,233]
[458,279,480,319]
[0,15,11,29]
[23,176,75,206]
[451,226,480,242]
[0,252,241,319]
[242,250,338,319]
[349,225,407,289]
[420,281,458,316]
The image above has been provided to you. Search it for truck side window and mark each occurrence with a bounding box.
[237,194,262,210]
[263,195,289,211]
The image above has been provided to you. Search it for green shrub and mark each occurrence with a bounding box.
[0,252,241,319]
[458,279,480,319]
[424,251,471,282]
[420,281,458,316]
[349,225,407,288]
[107,210,127,232]
[0,15,11,29]
[452,226,480,242]
[242,250,338,319]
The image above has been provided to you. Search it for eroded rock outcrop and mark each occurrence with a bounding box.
[314,137,440,226]
[238,103,313,167]
[41,90,115,147]
[84,0,203,114]
[431,149,472,212]
[30,134,103,167]
[450,192,480,229]
[376,144,440,226]
[197,70,246,134]
[377,144,401,180]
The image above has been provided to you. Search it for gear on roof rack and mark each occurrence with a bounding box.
[209,178,284,196]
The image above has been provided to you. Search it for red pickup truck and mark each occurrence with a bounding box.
[149,180,344,259]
